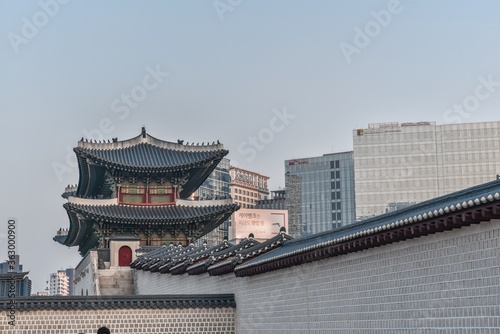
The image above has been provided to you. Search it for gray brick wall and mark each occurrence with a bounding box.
[136,219,500,333]
[0,308,235,334]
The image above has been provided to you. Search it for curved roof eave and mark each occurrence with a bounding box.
[65,202,239,225]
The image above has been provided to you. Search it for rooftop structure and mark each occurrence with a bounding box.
[285,151,356,235]
[354,120,500,219]
[256,190,286,210]
[54,127,239,256]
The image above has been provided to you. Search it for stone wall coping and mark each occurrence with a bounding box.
[0,294,235,311]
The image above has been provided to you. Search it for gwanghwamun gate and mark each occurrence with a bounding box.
[1,127,499,334]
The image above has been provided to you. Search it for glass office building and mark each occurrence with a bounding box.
[354,121,500,219]
[0,255,32,297]
[285,152,356,236]
[194,157,231,244]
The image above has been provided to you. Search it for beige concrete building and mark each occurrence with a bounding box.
[229,166,269,240]
[49,270,69,296]
[354,121,500,219]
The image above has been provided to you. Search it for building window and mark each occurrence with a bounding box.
[120,185,146,203]
[149,185,174,204]
[120,184,174,204]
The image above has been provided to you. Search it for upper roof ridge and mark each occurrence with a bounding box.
[77,127,224,152]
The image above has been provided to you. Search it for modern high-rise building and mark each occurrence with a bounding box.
[195,158,231,200]
[229,166,269,240]
[65,267,75,296]
[49,270,70,296]
[284,152,356,236]
[0,255,32,297]
[256,190,286,210]
[354,121,500,219]
[194,158,231,245]
[229,167,269,209]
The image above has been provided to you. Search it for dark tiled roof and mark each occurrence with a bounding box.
[189,241,232,262]
[136,245,163,256]
[133,237,263,276]
[62,190,76,199]
[147,244,200,272]
[131,245,183,269]
[206,238,260,263]
[237,231,293,259]
[72,129,228,199]
[184,241,233,275]
[236,179,500,275]
[62,185,78,199]
[53,235,67,244]
[135,240,232,275]
[209,231,293,276]
[159,244,211,273]
[64,201,239,224]
[131,231,293,277]
[60,200,238,257]
[75,143,228,172]
[0,295,236,310]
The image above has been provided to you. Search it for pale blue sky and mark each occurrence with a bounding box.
[1,0,500,292]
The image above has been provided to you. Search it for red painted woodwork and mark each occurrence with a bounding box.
[118,246,132,266]
[118,185,176,205]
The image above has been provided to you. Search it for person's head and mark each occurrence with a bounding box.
[97,327,110,334]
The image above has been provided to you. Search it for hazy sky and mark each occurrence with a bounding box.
[1,1,500,292]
